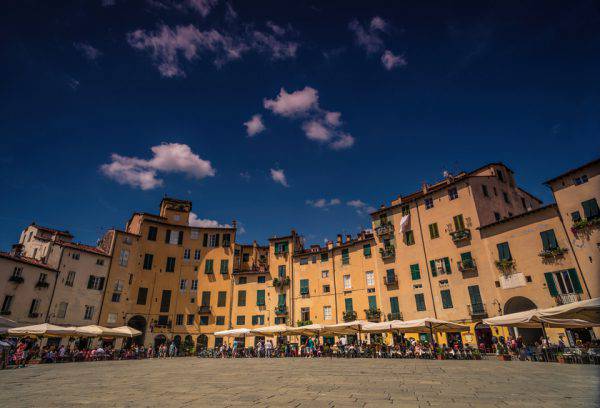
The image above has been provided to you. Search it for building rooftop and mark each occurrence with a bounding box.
[478,203,557,230]
[58,241,110,257]
[31,223,74,238]
[0,252,58,272]
[543,157,600,185]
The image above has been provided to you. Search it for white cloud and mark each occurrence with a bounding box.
[381,50,407,70]
[186,0,218,16]
[101,0,116,6]
[330,133,355,150]
[270,168,289,187]
[74,42,102,60]
[349,16,387,54]
[266,21,286,36]
[302,120,331,142]
[263,87,318,117]
[127,22,298,78]
[100,143,215,190]
[306,198,341,209]
[244,114,266,136]
[189,212,231,228]
[347,199,376,215]
[240,171,251,180]
[324,111,342,127]
[148,0,218,16]
[370,16,387,31]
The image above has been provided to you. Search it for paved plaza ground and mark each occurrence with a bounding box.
[1,358,598,407]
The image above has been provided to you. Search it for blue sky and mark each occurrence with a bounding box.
[1,0,599,250]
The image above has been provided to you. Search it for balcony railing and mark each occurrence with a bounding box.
[232,267,267,275]
[375,222,394,236]
[273,276,290,288]
[450,229,471,242]
[35,281,49,289]
[343,310,357,322]
[153,321,172,330]
[458,259,477,272]
[365,308,381,322]
[379,245,395,259]
[198,305,212,314]
[297,320,313,327]
[204,270,214,275]
[387,312,403,321]
[383,274,398,286]
[8,275,24,284]
[538,247,568,260]
[467,303,488,318]
[555,293,581,306]
[495,259,516,275]
[275,306,288,315]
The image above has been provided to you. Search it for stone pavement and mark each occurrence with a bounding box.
[1,358,598,407]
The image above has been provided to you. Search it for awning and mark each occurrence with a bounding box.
[394,318,470,333]
[214,328,252,337]
[250,325,293,336]
[538,297,600,323]
[111,326,142,338]
[8,323,77,337]
[362,320,404,334]
[321,320,367,335]
[483,308,599,328]
[75,325,125,337]
[286,324,325,336]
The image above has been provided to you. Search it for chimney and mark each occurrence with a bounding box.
[232,220,237,229]
[336,234,343,246]
[11,244,24,257]
[346,234,352,243]
[326,241,333,250]
[422,182,429,194]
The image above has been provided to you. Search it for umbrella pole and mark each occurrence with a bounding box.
[541,322,549,362]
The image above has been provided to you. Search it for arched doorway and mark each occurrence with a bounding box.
[173,335,182,355]
[154,334,167,352]
[127,315,147,347]
[504,296,542,345]
[196,334,208,351]
[474,323,493,352]
[183,335,194,356]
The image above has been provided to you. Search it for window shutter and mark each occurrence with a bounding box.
[368,295,377,310]
[544,272,558,297]
[98,277,105,291]
[257,290,265,305]
[165,229,171,243]
[430,260,437,277]
[87,275,94,289]
[178,231,183,245]
[460,252,472,262]
[215,234,220,247]
[444,257,451,274]
[567,269,583,294]
[203,234,208,247]
[390,297,399,314]
[345,298,353,312]
[278,294,286,306]
[467,285,482,305]
[410,264,420,280]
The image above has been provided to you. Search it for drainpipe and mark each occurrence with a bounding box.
[415,204,438,319]
[331,245,339,324]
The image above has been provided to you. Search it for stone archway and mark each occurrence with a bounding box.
[154,334,167,351]
[126,315,147,347]
[196,334,208,350]
[504,296,542,345]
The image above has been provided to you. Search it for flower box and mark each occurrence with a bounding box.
[450,229,471,242]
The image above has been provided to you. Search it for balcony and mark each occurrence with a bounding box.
[375,222,394,236]
[297,320,313,327]
[495,259,516,275]
[379,245,395,260]
[467,303,488,318]
[273,276,290,288]
[571,216,600,236]
[343,310,357,322]
[275,306,288,315]
[8,275,24,284]
[299,287,309,296]
[387,312,403,321]
[458,259,477,272]
[538,247,568,260]
[450,229,471,242]
[555,293,581,306]
[383,274,398,286]
[365,308,381,322]
[153,320,172,331]
[198,305,212,314]
[35,281,49,289]
[232,267,267,275]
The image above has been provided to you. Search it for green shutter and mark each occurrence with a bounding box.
[567,269,583,294]
[467,285,482,305]
[497,242,511,261]
[363,244,371,257]
[540,230,558,251]
[220,259,229,274]
[415,294,426,311]
[444,257,451,274]
[256,290,265,305]
[390,297,399,314]
[544,272,558,297]
[278,293,286,306]
[300,279,309,294]
[441,290,453,309]
[582,199,600,219]
[460,252,472,262]
[368,295,377,310]
[410,264,421,280]
[344,298,353,312]
[430,260,437,277]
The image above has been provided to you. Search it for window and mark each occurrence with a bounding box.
[191,229,199,240]
[252,315,265,325]
[540,229,558,251]
[160,290,171,313]
[242,253,250,262]
[147,226,157,241]
[166,257,176,272]
[321,253,329,262]
[415,294,426,311]
[1,295,13,314]
[401,204,410,216]
[390,297,400,314]
[582,198,600,219]
[497,242,512,261]
[143,253,153,270]
[344,298,353,312]
[238,276,247,284]
[341,248,350,265]
[410,264,421,280]
[107,313,117,324]
[194,249,201,260]
[179,279,187,291]
[494,212,501,221]
[256,290,265,306]
[183,249,190,260]
[87,275,105,290]
[323,305,332,320]
[404,230,415,245]
[321,270,329,278]
[216,316,225,325]
[29,298,41,317]
[191,279,198,291]
[166,229,183,245]
[299,279,309,295]
[208,234,219,247]
[55,301,68,318]
[574,175,588,185]
[440,289,453,309]
[274,242,289,254]
[12,267,22,278]
[205,259,214,274]
[503,192,510,204]
[71,252,80,260]
[453,214,465,231]
[111,292,121,303]
[497,169,505,182]
[176,314,184,326]
[424,197,434,209]
[187,314,195,325]
[201,291,211,306]
[468,285,483,310]
[222,234,231,247]
[343,275,351,289]
[199,316,209,325]
[363,244,371,257]
[545,269,583,296]
[136,287,148,305]
[237,290,246,306]
[448,187,458,200]
[277,265,286,278]
[220,259,229,275]
[257,276,265,283]
[96,259,105,266]
[236,316,245,325]
[368,295,377,310]
[482,184,489,197]
[365,271,374,286]
[278,293,286,308]
[217,291,227,307]
[65,271,76,287]
[322,284,331,293]
[38,273,47,284]
[84,305,95,320]
[430,257,451,276]
[300,257,308,265]
[429,223,439,239]
[119,249,129,267]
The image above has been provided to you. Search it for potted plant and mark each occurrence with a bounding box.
[471,349,482,360]
[435,347,444,360]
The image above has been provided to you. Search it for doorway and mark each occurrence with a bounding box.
[504,296,542,345]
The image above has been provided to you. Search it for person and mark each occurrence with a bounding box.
[558,335,566,353]
[232,339,238,358]
[168,342,177,358]
[305,336,314,358]
[265,340,273,358]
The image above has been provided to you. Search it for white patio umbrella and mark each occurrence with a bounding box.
[362,320,404,334]
[538,297,600,324]
[394,318,470,333]
[75,325,125,337]
[8,323,77,337]
[0,316,18,328]
[483,310,598,328]
[214,328,252,337]
[112,326,142,338]
[321,320,367,335]
[286,324,325,336]
[250,325,293,336]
